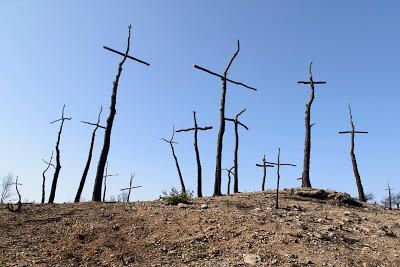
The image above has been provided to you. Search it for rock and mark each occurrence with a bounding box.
[200,204,208,209]
[243,254,261,265]
[177,203,188,208]
[253,208,262,212]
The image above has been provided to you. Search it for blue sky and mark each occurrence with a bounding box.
[0,1,398,203]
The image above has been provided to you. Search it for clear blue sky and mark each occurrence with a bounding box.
[0,1,398,203]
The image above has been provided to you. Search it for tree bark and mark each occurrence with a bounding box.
[349,107,366,202]
[92,25,131,201]
[233,121,239,193]
[301,83,314,188]
[170,143,186,193]
[193,112,203,197]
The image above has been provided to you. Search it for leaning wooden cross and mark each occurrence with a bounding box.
[176,111,212,197]
[193,40,256,196]
[256,155,274,191]
[92,25,150,202]
[102,162,119,202]
[385,183,394,210]
[223,166,235,195]
[265,148,296,209]
[120,173,142,202]
[338,104,368,202]
[225,108,248,193]
[298,62,326,189]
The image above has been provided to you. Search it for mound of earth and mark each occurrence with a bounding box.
[1,189,399,266]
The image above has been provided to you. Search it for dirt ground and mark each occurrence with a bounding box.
[1,189,399,266]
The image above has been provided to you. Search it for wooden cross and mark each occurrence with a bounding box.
[265,148,296,209]
[298,62,326,188]
[193,40,257,196]
[225,108,248,193]
[338,104,368,202]
[75,106,106,203]
[256,155,274,191]
[176,111,212,197]
[7,176,22,212]
[120,173,142,202]
[48,104,72,204]
[102,162,119,202]
[385,183,394,210]
[223,166,235,195]
[93,25,150,202]
[162,127,186,193]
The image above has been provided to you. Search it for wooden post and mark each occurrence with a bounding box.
[92,25,150,201]
[225,108,248,193]
[385,184,393,210]
[298,62,326,188]
[162,127,186,193]
[176,111,212,197]
[338,104,368,202]
[7,176,22,212]
[265,148,296,209]
[75,107,105,202]
[48,105,71,203]
[102,162,119,202]
[41,151,55,204]
[256,155,274,191]
[193,40,256,196]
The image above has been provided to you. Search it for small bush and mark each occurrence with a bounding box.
[160,187,193,205]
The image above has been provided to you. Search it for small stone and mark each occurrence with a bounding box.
[177,203,188,208]
[201,204,208,209]
[243,254,261,265]
[253,208,262,212]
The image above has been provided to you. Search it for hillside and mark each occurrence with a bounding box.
[1,189,399,266]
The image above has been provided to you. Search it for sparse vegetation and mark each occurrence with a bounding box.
[160,187,193,205]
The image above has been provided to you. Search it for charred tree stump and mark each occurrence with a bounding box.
[256,155,274,191]
[48,105,71,203]
[298,62,326,188]
[75,107,105,202]
[265,148,296,209]
[162,127,186,193]
[338,104,368,202]
[41,151,55,204]
[176,111,212,197]
[193,40,256,196]
[92,25,150,202]
[120,173,142,202]
[225,108,248,193]
[223,166,234,195]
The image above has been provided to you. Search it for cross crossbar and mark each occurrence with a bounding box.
[193,64,257,91]
[256,163,274,168]
[338,131,368,134]
[103,46,150,66]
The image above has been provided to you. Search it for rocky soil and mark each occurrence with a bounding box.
[1,189,399,266]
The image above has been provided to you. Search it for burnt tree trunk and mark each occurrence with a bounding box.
[261,157,267,192]
[170,142,186,193]
[301,84,314,188]
[75,108,104,202]
[275,149,281,209]
[349,108,366,202]
[127,174,134,202]
[92,26,131,202]
[48,105,71,203]
[193,112,202,197]
[233,120,239,193]
[41,151,54,204]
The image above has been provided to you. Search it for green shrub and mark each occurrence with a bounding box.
[160,187,193,205]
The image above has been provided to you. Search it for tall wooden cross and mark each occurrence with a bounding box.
[256,155,274,191]
[193,40,256,196]
[102,162,119,202]
[162,127,186,193]
[385,183,394,210]
[265,148,296,209]
[93,24,150,202]
[338,104,368,202]
[298,62,326,188]
[225,108,248,193]
[48,104,72,203]
[75,106,105,203]
[176,111,212,197]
